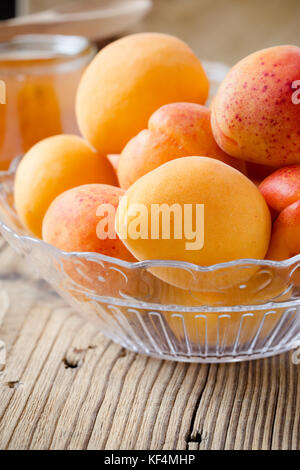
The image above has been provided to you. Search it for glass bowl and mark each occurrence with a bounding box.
[0,62,300,363]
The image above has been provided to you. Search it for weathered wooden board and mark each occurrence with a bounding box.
[0,240,299,450]
[1,0,300,451]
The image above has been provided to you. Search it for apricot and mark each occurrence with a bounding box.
[211,45,300,166]
[116,156,271,290]
[42,184,137,299]
[118,103,245,189]
[260,165,300,213]
[267,200,300,285]
[14,135,118,238]
[43,184,133,259]
[267,200,300,261]
[76,33,209,156]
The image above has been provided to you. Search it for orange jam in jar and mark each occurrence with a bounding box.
[0,34,96,170]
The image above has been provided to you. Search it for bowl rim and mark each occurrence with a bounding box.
[1,217,300,272]
[2,217,300,312]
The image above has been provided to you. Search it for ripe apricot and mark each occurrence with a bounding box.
[14,135,118,238]
[265,199,300,287]
[118,103,245,189]
[42,184,133,260]
[260,165,300,213]
[42,184,137,299]
[211,45,300,166]
[116,156,271,290]
[267,200,300,261]
[76,33,209,156]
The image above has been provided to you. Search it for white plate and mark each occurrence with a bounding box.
[0,0,152,42]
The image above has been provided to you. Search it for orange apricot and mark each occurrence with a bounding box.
[266,200,300,285]
[42,184,133,260]
[116,156,271,290]
[211,45,300,166]
[118,103,245,189]
[267,200,300,261]
[42,184,137,299]
[260,165,300,213]
[76,33,209,156]
[14,135,118,238]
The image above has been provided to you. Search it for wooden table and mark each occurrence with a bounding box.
[1,0,300,451]
[0,238,299,450]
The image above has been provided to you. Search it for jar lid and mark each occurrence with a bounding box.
[0,34,96,73]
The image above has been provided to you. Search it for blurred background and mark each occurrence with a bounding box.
[0,0,299,64]
[0,0,299,169]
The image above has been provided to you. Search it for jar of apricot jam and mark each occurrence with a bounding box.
[0,34,96,170]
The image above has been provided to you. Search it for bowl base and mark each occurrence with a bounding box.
[106,336,300,363]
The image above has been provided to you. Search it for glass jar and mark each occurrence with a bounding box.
[0,34,96,170]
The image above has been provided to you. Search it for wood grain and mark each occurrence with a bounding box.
[0,239,299,450]
[1,0,300,451]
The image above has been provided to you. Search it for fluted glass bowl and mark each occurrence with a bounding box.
[0,62,300,363]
